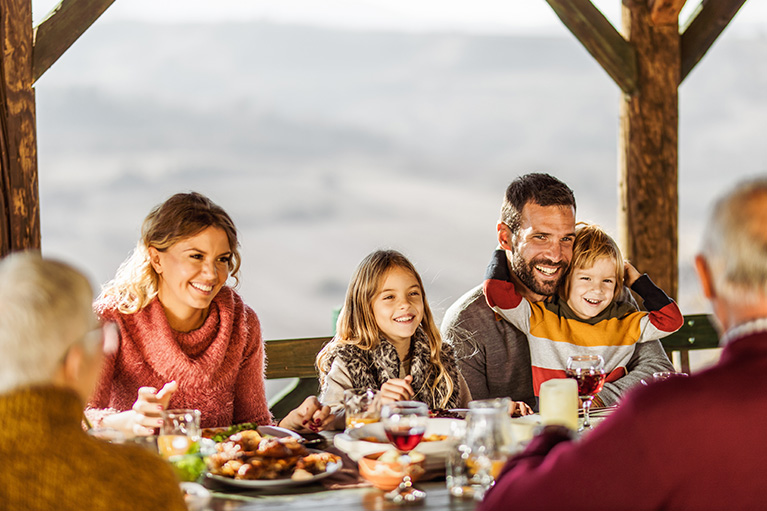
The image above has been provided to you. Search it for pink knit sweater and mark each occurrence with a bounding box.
[89,286,272,428]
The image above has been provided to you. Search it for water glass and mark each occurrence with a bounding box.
[653,371,688,381]
[343,388,381,431]
[447,398,514,501]
[158,409,201,459]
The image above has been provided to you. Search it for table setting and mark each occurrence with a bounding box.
[87,375,623,511]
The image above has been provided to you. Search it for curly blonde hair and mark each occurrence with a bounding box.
[99,192,241,314]
[316,250,455,408]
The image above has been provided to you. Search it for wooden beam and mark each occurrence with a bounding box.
[1,0,40,257]
[649,0,687,25]
[680,0,747,83]
[32,0,116,83]
[618,0,680,299]
[545,0,638,94]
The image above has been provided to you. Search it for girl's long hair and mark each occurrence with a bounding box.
[317,249,455,408]
[99,192,241,314]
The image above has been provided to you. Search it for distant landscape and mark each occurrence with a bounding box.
[34,21,767,350]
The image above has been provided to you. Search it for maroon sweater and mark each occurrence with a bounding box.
[89,286,271,428]
[480,327,767,511]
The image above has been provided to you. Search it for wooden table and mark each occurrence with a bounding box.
[203,430,478,511]
[206,480,478,511]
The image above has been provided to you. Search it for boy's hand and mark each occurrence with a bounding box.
[624,261,642,287]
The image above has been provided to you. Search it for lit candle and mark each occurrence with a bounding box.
[539,379,578,431]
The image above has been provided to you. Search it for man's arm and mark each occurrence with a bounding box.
[441,289,491,400]
[479,389,669,511]
[596,340,673,406]
[442,285,536,406]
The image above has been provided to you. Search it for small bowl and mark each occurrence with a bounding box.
[358,451,425,491]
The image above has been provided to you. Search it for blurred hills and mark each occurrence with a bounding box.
[34,21,767,341]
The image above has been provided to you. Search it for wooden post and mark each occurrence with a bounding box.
[618,0,679,299]
[1,0,39,257]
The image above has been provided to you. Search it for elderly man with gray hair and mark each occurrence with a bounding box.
[0,252,186,511]
[479,177,767,510]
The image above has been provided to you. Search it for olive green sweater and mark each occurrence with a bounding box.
[0,385,186,511]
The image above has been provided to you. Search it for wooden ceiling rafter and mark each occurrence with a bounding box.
[680,0,747,83]
[545,0,747,298]
[32,0,116,84]
[545,0,638,95]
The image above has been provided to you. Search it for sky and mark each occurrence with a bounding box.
[32,0,767,36]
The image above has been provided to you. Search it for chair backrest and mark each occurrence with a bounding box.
[265,336,331,420]
[659,314,720,373]
[265,336,331,379]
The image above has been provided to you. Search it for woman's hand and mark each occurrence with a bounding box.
[279,396,335,433]
[380,375,415,404]
[102,381,178,437]
[509,400,533,417]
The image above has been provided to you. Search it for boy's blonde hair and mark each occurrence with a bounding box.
[99,192,241,314]
[316,250,455,408]
[560,223,624,301]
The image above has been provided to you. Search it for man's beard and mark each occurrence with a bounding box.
[511,252,567,297]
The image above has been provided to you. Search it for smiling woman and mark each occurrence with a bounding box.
[85,192,272,432]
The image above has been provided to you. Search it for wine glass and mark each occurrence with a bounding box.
[566,355,606,431]
[380,401,429,503]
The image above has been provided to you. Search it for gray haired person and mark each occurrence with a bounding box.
[0,252,186,511]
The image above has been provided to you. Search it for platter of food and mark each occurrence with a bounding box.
[204,427,342,488]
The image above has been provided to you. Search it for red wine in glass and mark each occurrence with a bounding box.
[566,355,606,431]
[567,369,606,397]
[380,401,429,503]
[385,425,426,452]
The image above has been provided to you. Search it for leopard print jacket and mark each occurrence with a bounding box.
[324,327,460,410]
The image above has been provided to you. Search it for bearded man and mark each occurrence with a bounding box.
[441,173,673,409]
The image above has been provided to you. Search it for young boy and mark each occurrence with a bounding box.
[484,223,683,398]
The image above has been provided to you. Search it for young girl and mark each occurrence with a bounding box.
[316,250,479,429]
[484,223,683,400]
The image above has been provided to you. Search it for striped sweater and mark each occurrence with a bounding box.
[483,250,683,396]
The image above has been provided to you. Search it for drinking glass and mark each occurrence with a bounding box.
[343,388,381,431]
[566,355,606,431]
[447,398,514,501]
[653,371,688,381]
[380,401,429,503]
[157,409,201,459]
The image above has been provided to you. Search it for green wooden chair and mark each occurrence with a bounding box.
[659,314,720,373]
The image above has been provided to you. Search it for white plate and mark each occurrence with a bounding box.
[257,425,302,439]
[334,417,460,467]
[206,449,342,489]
